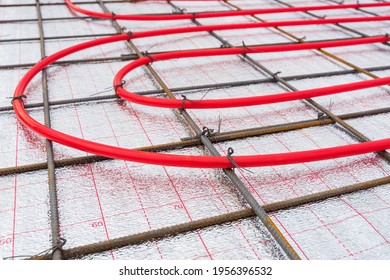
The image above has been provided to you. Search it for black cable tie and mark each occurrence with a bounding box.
[141,51,155,63]
[52,238,67,254]
[217,115,222,134]
[180,95,187,113]
[227,148,239,170]
[385,33,389,41]
[114,81,126,93]
[272,71,282,82]
[146,54,155,63]
[3,237,67,260]
[90,81,124,97]
[202,126,209,136]
[11,95,27,105]
[191,13,196,20]
[241,41,255,57]
[299,36,306,41]
[220,42,230,48]
[115,80,126,89]
[127,31,133,39]
[227,147,253,173]
[111,12,116,20]
[320,15,327,19]
[201,126,214,137]
[317,112,327,120]
[173,7,186,14]
[356,0,361,8]
[242,41,248,56]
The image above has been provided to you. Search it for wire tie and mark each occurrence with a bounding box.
[327,99,334,112]
[146,54,155,63]
[299,36,306,41]
[141,44,157,62]
[141,51,155,64]
[227,147,253,174]
[217,115,222,134]
[111,12,116,20]
[52,237,67,255]
[2,238,66,260]
[241,41,255,57]
[173,7,186,14]
[10,95,27,105]
[114,80,126,90]
[220,42,230,48]
[199,89,211,101]
[317,112,327,120]
[90,81,125,97]
[242,41,248,56]
[320,15,327,19]
[201,126,215,137]
[180,95,187,113]
[191,13,196,20]
[272,71,282,82]
[385,33,389,41]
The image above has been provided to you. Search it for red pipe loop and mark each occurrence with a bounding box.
[13,32,390,168]
[115,35,390,109]
[65,0,390,21]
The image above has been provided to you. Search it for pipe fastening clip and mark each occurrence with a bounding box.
[11,95,27,105]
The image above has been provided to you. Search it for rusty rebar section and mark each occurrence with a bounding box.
[0,16,98,24]
[2,64,390,112]
[35,0,62,260]
[29,175,390,260]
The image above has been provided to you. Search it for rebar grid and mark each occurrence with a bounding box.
[34,0,62,260]
[1,0,390,260]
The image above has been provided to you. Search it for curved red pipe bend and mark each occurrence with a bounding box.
[115,35,390,109]
[65,0,390,21]
[13,31,390,168]
[128,16,390,39]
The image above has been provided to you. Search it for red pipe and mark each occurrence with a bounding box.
[129,16,390,39]
[65,0,390,21]
[115,35,390,109]
[13,32,390,168]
